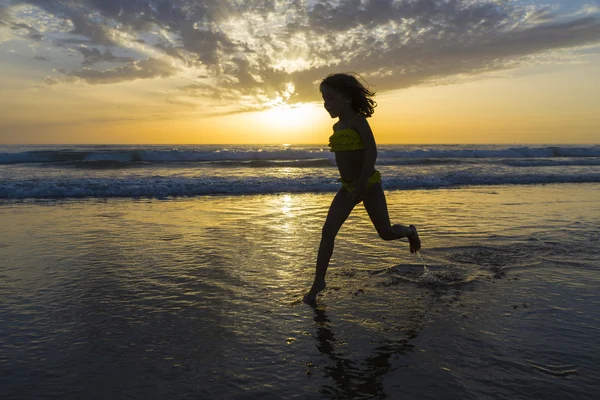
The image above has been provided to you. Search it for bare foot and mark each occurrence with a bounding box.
[303,279,327,304]
[408,225,421,254]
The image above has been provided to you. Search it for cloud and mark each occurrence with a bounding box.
[3,0,600,111]
[76,46,134,66]
[62,57,178,84]
[43,76,58,84]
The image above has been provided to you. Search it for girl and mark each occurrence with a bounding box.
[303,73,421,304]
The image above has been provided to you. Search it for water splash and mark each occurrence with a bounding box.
[417,251,429,274]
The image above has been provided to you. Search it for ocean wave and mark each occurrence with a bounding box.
[499,159,600,167]
[1,145,599,166]
[2,171,599,199]
[32,158,337,169]
[377,146,600,159]
[0,148,333,165]
[377,158,600,167]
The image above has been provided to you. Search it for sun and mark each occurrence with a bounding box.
[261,102,322,131]
[242,100,328,143]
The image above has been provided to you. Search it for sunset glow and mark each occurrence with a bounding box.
[0,0,599,144]
[259,103,324,137]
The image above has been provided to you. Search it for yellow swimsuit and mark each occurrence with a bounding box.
[328,128,365,152]
[328,114,381,192]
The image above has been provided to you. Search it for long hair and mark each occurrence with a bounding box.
[320,73,377,117]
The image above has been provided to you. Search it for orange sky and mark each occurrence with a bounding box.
[0,0,599,144]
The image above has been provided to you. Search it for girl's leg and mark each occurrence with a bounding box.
[362,183,421,252]
[304,188,358,303]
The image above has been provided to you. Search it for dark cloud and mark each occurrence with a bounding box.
[0,3,11,23]
[6,19,42,40]
[3,0,600,109]
[63,57,177,84]
[77,46,134,66]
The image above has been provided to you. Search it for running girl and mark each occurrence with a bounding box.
[304,73,421,304]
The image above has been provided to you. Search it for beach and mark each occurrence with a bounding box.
[1,182,599,399]
[2,0,600,396]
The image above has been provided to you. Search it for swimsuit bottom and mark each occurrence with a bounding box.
[339,170,381,193]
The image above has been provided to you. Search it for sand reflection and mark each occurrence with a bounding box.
[310,304,416,398]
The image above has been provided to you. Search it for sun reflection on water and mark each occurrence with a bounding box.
[254,193,318,287]
[280,194,293,216]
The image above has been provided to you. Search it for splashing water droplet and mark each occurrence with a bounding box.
[417,252,429,275]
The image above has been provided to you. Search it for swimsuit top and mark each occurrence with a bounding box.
[328,114,364,152]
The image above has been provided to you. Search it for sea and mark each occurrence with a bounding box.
[1,144,599,199]
[1,144,599,399]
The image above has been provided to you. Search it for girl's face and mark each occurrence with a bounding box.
[320,85,351,118]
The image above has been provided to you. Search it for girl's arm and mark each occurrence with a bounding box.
[352,115,378,199]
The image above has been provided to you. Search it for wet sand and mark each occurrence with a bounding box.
[1,184,599,399]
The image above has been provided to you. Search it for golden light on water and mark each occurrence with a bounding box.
[280,194,293,216]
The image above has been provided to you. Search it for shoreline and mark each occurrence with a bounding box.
[1,181,599,204]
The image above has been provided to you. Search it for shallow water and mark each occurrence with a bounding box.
[1,184,599,399]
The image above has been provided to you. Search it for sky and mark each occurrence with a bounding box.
[0,0,599,144]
